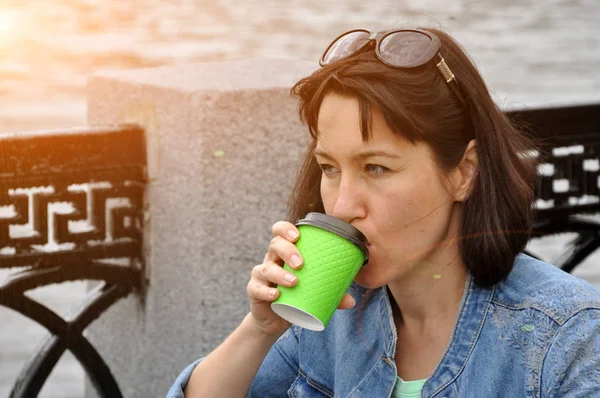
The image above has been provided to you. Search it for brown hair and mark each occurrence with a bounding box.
[287,27,542,288]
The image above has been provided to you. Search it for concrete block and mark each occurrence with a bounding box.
[85,58,317,397]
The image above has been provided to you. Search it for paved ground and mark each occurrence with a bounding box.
[0,277,87,397]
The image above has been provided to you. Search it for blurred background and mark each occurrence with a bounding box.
[1,0,600,397]
[1,0,600,135]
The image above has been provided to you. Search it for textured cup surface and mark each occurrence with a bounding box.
[271,215,368,331]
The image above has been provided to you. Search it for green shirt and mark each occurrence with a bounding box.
[391,377,426,398]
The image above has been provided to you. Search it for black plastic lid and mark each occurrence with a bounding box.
[295,212,369,264]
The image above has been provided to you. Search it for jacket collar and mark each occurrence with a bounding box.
[377,274,495,396]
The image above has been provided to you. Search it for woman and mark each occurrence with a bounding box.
[167,27,600,397]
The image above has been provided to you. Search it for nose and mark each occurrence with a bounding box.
[328,175,366,224]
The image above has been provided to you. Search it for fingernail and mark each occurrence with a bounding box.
[270,289,278,297]
[284,274,296,283]
[288,230,299,240]
[290,254,302,267]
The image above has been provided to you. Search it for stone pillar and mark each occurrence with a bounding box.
[85,58,317,397]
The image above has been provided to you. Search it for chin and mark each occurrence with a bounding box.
[353,268,386,290]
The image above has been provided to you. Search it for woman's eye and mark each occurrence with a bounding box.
[365,164,390,176]
[319,164,339,176]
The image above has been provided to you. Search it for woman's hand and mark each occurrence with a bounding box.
[246,221,357,336]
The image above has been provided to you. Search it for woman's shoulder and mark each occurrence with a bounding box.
[491,253,600,325]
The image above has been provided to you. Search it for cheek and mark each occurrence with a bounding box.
[402,170,450,215]
[320,181,334,213]
[375,176,451,248]
[376,179,432,227]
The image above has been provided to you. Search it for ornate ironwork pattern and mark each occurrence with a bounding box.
[0,125,147,397]
[507,103,600,272]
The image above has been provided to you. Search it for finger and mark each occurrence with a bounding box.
[272,221,300,242]
[247,279,280,302]
[252,261,298,288]
[337,293,356,310]
[265,236,304,269]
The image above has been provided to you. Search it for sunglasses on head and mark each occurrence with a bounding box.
[320,28,466,107]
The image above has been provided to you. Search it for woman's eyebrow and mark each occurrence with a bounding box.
[314,149,334,160]
[314,149,401,160]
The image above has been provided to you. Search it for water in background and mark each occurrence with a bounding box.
[1,0,600,397]
[1,0,600,134]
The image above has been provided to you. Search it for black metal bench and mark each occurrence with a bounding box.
[0,125,146,397]
[506,103,600,272]
[0,102,598,397]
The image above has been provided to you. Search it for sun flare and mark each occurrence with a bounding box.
[0,9,19,35]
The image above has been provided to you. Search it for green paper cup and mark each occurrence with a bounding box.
[271,212,369,331]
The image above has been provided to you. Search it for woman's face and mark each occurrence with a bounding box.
[315,93,462,289]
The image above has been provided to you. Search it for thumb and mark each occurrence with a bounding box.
[337,293,356,310]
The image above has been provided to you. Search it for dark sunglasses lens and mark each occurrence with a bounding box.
[380,31,434,67]
[322,30,371,64]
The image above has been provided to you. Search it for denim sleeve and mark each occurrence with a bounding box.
[541,308,600,397]
[165,358,203,398]
[247,325,301,397]
[165,326,300,398]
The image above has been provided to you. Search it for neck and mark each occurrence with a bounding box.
[386,241,468,331]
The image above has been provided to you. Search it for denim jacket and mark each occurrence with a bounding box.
[167,253,600,397]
